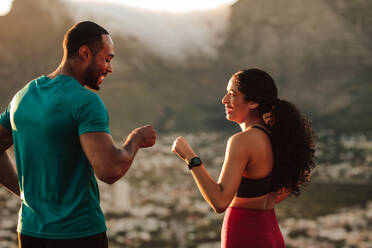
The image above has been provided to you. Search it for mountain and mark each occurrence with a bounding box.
[0,0,371,135]
[217,0,372,132]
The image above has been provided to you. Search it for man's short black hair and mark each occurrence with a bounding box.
[63,21,109,59]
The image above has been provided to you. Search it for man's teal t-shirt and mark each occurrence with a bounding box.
[0,75,109,238]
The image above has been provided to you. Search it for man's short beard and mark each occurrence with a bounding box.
[84,56,100,91]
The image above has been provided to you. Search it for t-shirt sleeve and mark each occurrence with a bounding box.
[74,93,111,136]
[0,105,11,130]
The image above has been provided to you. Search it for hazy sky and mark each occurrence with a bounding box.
[0,0,13,16]
[0,0,238,16]
[1,0,238,60]
[59,0,239,61]
[64,0,238,12]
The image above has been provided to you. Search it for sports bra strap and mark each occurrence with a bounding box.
[251,125,271,137]
[236,124,274,198]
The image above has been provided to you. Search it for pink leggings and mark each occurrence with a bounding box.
[221,207,285,248]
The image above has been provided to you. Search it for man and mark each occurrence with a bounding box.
[0,21,156,247]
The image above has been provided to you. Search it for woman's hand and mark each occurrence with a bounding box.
[171,136,197,163]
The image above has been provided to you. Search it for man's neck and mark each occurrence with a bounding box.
[47,59,85,86]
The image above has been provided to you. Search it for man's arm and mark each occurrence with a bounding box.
[80,125,156,184]
[0,125,20,197]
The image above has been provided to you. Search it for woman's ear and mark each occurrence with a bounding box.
[248,101,259,109]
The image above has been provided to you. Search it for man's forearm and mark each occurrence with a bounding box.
[120,132,141,169]
[0,151,20,197]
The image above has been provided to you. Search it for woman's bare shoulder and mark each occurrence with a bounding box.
[231,127,265,141]
[227,129,260,149]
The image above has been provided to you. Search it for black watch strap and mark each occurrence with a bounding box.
[188,157,202,170]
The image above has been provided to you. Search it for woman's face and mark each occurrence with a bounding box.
[221,78,251,123]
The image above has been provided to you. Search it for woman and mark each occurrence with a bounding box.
[172,68,315,247]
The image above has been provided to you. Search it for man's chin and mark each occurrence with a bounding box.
[86,82,100,91]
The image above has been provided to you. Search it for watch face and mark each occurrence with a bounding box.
[189,157,202,169]
[192,157,202,166]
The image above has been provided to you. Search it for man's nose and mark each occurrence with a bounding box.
[107,63,112,73]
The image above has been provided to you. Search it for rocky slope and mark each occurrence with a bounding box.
[0,0,371,133]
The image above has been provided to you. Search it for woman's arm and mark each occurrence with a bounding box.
[275,171,311,204]
[275,189,290,204]
[172,133,251,213]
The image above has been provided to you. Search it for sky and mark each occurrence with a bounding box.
[60,0,239,61]
[0,0,13,16]
[64,0,238,13]
[0,0,238,15]
[1,0,238,60]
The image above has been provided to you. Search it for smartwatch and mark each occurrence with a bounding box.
[188,157,202,170]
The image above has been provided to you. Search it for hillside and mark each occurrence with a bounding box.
[218,0,372,131]
[0,0,371,134]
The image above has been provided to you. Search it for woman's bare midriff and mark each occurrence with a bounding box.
[229,192,277,210]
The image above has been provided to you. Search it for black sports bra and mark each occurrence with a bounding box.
[236,125,274,198]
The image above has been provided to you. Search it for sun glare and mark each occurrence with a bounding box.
[68,0,238,13]
[0,0,13,16]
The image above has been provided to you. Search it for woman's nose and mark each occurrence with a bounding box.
[222,93,228,104]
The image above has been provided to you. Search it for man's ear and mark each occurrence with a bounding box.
[78,45,92,62]
[248,101,259,109]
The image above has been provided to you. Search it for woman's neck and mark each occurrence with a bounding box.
[239,119,265,132]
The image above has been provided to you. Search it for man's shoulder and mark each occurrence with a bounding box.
[65,89,107,119]
[11,77,40,102]
[59,80,102,105]
[17,76,41,92]
[69,88,103,105]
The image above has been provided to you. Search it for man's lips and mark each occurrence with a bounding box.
[98,73,107,84]
[98,76,104,84]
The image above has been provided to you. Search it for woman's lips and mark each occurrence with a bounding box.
[225,106,233,114]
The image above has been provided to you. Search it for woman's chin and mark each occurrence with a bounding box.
[226,114,235,122]
[226,115,243,125]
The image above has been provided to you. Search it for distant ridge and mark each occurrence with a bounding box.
[0,0,371,133]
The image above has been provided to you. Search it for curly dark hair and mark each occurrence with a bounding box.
[232,68,316,196]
